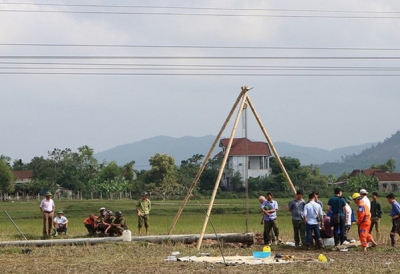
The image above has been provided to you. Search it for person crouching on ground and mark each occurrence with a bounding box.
[83,214,98,235]
[107,211,128,236]
[94,207,108,234]
[53,210,68,236]
[303,192,324,250]
[103,210,115,236]
[352,192,377,252]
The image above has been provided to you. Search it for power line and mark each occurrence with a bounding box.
[0,72,399,76]
[3,61,400,71]
[1,43,400,51]
[3,3,400,15]
[1,9,400,19]
[1,55,400,60]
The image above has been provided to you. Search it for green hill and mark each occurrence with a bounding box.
[319,130,400,176]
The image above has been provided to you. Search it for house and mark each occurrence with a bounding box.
[375,173,400,192]
[348,169,388,178]
[12,170,33,185]
[215,138,272,189]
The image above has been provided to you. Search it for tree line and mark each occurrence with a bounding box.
[1,146,395,199]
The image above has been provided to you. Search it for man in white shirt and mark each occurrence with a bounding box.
[303,192,324,250]
[343,196,354,243]
[360,189,371,209]
[39,191,55,236]
[53,210,68,236]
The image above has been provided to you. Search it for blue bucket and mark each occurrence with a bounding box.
[253,251,271,258]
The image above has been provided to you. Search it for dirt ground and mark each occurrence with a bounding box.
[1,234,399,274]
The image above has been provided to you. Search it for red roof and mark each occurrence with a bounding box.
[216,138,271,157]
[363,169,387,176]
[348,169,387,178]
[12,170,33,180]
[375,173,400,181]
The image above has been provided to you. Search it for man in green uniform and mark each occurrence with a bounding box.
[136,191,151,236]
[107,211,127,236]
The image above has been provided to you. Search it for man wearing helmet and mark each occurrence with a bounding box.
[136,191,151,236]
[103,210,115,236]
[352,192,377,252]
[107,211,128,236]
[94,207,108,234]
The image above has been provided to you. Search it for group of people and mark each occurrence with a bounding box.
[39,191,152,237]
[83,208,128,236]
[260,188,400,252]
[39,191,68,236]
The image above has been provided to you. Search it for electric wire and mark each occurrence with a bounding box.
[189,194,227,266]
[0,7,400,19]
[3,2,400,15]
[2,43,400,51]
[2,56,400,60]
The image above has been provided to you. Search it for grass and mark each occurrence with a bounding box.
[1,197,400,273]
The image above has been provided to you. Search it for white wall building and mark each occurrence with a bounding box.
[215,138,272,189]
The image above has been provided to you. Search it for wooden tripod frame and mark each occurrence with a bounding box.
[167,86,296,250]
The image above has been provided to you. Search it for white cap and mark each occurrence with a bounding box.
[99,207,106,211]
[360,189,368,194]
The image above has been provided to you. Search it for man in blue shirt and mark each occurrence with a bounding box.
[261,192,281,245]
[288,190,305,248]
[303,192,324,249]
[386,193,400,247]
[328,188,347,246]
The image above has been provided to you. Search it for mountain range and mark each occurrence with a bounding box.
[94,135,386,175]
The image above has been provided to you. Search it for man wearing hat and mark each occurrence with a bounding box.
[136,191,151,236]
[352,192,377,252]
[39,191,55,236]
[288,190,306,248]
[53,210,68,236]
[360,189,371,210]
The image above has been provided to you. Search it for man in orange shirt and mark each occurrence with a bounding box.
[352,193,377,252]
[83,214,98,235]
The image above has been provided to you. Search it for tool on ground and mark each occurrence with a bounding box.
[4,210,28,240]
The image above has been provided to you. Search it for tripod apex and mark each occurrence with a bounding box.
[241,86,253,92]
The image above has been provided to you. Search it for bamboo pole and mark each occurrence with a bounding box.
[196,88,249,250]
[167,89,246,235]
[246,95,296,195]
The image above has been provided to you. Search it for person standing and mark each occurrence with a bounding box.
[360,189,371,210]
[303,193,324,250]
[136,191,151,236]
[261,192,281,245]
[327,188,347,246]
[370,192,383,239]
[39,191,55,236]
[259,196,275,242]
[386,193,400,247]
[352,192,377,252]
[314,191,323,210]
[288,190,306,248]
[53,210,68,236]
[343,196,354,243]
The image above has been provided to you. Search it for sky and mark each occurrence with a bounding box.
[1,0,400,163]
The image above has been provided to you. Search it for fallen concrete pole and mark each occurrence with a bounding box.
[0,232,254,247]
